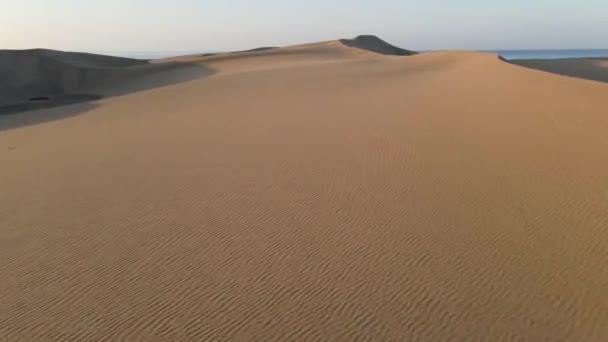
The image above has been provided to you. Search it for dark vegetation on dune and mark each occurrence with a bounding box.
[339,35,417,56]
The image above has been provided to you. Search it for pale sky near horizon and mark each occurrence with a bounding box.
[2,0,606,52]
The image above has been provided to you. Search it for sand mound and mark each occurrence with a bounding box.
[1,38,608,341]
[162,37,412,67]
[0,49,147,107]
[339,35,416,55]
[0,49,212,112]
[234,46,279,53]
[510,57,608,84]
[31,49,148,67]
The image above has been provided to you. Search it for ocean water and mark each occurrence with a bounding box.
[485,49,608,60]
[103,49,608,61]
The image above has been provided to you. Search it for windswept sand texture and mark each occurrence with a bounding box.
[1,37,608,341]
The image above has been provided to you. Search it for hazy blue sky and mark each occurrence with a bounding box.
[2,0,606,52]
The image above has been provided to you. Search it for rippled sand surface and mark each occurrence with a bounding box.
[1,38,608,341]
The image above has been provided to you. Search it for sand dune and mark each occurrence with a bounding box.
[0,49,212,114]
[511,57,608,84]
[1,37,608,341]
[0,49,145,107]
[340,35,417,55]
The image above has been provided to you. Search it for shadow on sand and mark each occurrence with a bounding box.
[509,58,608,84]
[0,101,100,131]
[0,94,102,116]
[0,63,216,131]
[96,62,217,97]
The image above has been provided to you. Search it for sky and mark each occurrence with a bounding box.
[2,0,607,52]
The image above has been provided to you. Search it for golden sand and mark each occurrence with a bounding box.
[1,37,607,341]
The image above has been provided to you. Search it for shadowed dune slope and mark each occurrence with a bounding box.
[1,40,608,341]
[511,57,608,84]
[0,49,212,111]
[339,35,417,55]
[1,36,411,114]
[0,49,146,107]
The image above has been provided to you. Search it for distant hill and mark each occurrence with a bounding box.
[339,35,417,56]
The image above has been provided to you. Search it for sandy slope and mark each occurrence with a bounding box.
[511,57,608,84]
[0,49,211,114]
[1,37,608,341]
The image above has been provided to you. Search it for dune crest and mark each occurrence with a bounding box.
[339,35,417,55]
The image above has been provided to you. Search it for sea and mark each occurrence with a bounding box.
[102,49,608,61]
[483,49,608,60]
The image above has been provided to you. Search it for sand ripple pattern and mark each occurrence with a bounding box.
[1,43,608,341]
